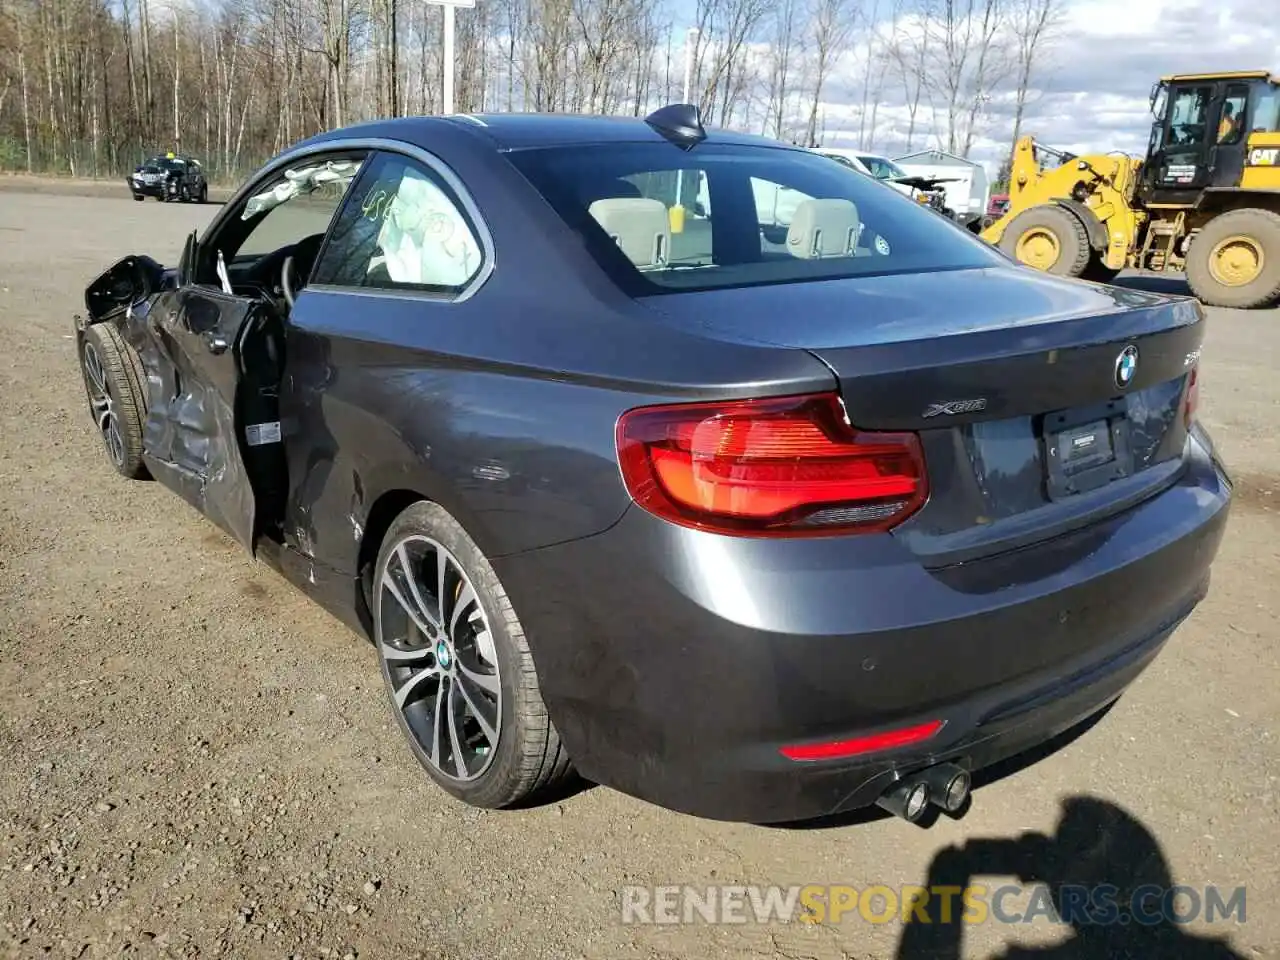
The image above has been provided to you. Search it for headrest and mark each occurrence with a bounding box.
[582,178,644,203]
[786,198,861,259]
[588,197,671,269]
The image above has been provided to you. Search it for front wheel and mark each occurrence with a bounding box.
[998,205,1091,278]
[78,324,149,479]
[373,501,573,809]
[1184,208,1280,308]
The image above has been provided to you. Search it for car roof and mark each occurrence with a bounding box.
[299,112,801,154]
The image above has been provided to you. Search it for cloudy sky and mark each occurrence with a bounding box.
[810,0,1279,173]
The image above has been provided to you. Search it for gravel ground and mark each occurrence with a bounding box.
[1,180,1278,960]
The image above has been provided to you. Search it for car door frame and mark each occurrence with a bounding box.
[135,147,373,553]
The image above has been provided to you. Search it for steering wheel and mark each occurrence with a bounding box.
[280,233,326,310]
[281,255,298,309]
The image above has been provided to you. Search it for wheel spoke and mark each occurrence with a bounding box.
[429,678,445,767]
[83,347,108,396]
[382,570,435,640]
[396,543,441,632]
[449,579,476,639]
[446,680,468,778]
[91,397,112,431]
[379,640,435,664]
[393,665,440,709]
[436,547,449,627]
[455,670,498,744]
[457,657,500,696]
[107,421,124,464]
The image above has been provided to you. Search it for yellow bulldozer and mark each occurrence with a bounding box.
[981,70,1280,308]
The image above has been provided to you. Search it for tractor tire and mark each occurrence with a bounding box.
[998,205,1092,278]
[1184,208,1280,309]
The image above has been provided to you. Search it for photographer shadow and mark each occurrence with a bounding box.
[895,796,1247,960]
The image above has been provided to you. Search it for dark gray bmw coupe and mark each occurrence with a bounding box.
[75,105,1231,825]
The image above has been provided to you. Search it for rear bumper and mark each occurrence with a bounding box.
[494,428,1231,823]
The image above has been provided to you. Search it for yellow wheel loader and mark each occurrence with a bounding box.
[981,70,1280,308]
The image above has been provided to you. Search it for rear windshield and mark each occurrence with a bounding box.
[506,142,1001,295]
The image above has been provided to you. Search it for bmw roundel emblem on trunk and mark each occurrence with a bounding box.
[1114,345,1139,388]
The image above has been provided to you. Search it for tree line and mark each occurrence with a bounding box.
[0,0,1063,182]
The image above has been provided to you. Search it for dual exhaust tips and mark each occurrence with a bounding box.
[875,763,971,823]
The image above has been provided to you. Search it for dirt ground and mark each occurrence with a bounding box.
[1,180,1277,960]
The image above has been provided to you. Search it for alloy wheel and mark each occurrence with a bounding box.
[82,341,125,468]
[376,535,502,782]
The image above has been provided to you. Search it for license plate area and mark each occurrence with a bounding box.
[1042,398,1134,500]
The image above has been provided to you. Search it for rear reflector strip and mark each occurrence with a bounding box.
[780,719,944,762]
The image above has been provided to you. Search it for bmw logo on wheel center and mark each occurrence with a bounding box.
[1114,345,1139,388]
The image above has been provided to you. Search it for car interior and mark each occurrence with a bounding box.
[201,157,367,315]
[579,166,874,279]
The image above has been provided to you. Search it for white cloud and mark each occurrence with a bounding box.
[803,0,1278,173]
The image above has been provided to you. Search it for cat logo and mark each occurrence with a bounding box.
[1248,147,1279,166]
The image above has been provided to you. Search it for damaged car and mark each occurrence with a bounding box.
[75,106,1232,825]
[128,152,209,203]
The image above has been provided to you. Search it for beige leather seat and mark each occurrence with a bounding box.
[587,197,671,270]
[785,198,861,259]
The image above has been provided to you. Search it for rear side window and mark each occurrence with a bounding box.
[507,142,999,294]
[314,151,484,294]
[860,156,906,180]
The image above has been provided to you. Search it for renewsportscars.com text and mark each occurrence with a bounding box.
[619,884,1247,927]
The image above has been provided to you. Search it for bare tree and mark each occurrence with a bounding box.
[888,0,932,151]
[802,0,856,146]
[958,0,1008,156]
[1006,0,1063,163]
[0,0,1038,183]
[764,0,802,139]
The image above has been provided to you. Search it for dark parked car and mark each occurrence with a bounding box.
[128,152,209,203]
[75,106,1231,825]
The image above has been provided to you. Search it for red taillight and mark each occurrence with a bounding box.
[615,392,928,537]
[780,719,944,761]
[1184,364,1200,428]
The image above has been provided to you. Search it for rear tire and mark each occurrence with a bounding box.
[373,501,573,810]
[1184,208,1280,308]
[999,205,1092,278]
[78,324,149,480]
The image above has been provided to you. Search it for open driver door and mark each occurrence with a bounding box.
[143,231,287,554]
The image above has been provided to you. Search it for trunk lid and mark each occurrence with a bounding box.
[643,266,1204,565]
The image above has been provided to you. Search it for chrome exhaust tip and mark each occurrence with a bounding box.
[920,762,971,813]
[875,777,932,822]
